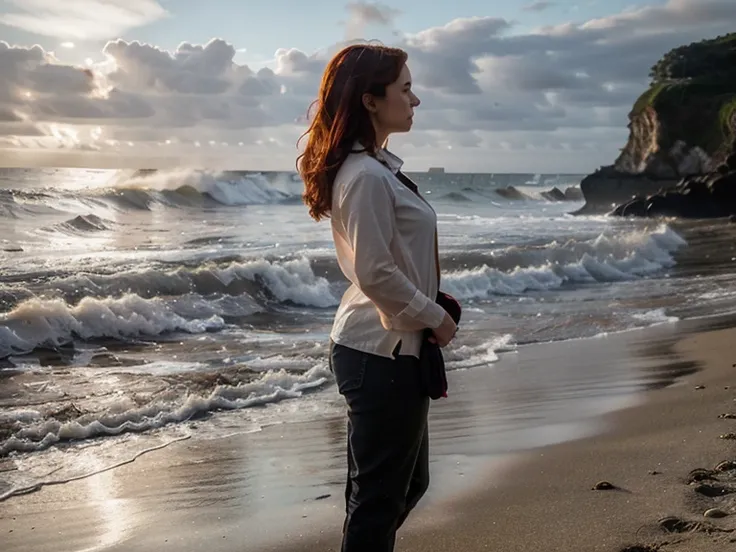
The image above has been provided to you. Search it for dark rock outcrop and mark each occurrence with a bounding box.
[610,155,736,219]
[541,187,566,202]
[496,185,583,202]
[495,186,529,200]
[573,166,679,214]
[540,186,583,202]
[562,186,583,201]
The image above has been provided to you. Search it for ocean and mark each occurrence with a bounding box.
[2,166,736,502]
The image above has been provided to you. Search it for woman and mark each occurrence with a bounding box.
[297,43,458,552]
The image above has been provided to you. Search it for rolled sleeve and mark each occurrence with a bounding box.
[379,283,447,331]
[396,289,445,329]
[401,289,430,318]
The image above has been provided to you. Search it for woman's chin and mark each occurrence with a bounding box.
[387,120,414,135]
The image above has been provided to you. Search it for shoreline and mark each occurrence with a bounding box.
[1,314,735,551]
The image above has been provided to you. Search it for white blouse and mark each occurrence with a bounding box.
[329,143,446,359]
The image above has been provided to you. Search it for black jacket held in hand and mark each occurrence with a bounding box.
[420,291,462,400]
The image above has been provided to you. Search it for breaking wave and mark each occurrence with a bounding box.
[0,362,332,460]
[442,224,686,299]
[0,257,340,358]
[0,224,687,357]
[0,169,303,219]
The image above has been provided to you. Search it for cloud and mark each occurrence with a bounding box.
[0,0,168,41]
[344,1,401,39]
[0,41,99,102]
[577,0,736,34]
[0,0,735,172]
[0,107,22,122]
[346,1,400,25]
[102,39,237,94]
[523,1,556,12]
[405,17,512,94]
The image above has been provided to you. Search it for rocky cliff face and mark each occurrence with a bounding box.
[575,33,736,215]
[614,107,721,178]
[576,104,735,215]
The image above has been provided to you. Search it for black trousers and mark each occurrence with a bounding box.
[329,341,430,552]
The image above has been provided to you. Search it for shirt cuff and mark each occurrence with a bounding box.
[395,290,446,329]
[422,300,448,329]
[399,289,429,318]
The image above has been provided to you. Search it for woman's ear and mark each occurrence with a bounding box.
[362,92,377,113]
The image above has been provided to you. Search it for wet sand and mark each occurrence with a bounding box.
[1,315,735,552]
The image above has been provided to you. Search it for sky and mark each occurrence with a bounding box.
[0,0,734,172]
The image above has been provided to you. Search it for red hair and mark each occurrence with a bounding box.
[297,44,408,221]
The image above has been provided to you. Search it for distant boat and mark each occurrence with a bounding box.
[428,167,445,174]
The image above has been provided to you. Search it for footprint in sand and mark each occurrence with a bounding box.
[687,468,717,483]
[714,460,736,472]
[657,516,733,534]
[693,482,736,497]
[592,480,617,490]
[704,508,730,519]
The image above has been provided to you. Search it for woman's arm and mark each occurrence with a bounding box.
[337,169,447,332]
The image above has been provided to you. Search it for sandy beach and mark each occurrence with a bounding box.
[1,314,735,552]
[392,322,736,552]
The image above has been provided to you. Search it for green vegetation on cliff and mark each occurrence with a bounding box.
[631,32,736,157]
[649,32,736,83]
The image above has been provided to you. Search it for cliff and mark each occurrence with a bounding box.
[576,32,736,214]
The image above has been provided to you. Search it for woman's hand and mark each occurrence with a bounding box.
[429,312,457,347]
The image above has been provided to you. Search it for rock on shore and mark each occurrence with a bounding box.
[610,154,736,219]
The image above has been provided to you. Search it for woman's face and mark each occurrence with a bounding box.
[367,64,421,136]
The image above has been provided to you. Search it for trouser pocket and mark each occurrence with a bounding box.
[329,341,368,395]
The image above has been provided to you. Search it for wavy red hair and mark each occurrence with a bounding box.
[296,44,408,221]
